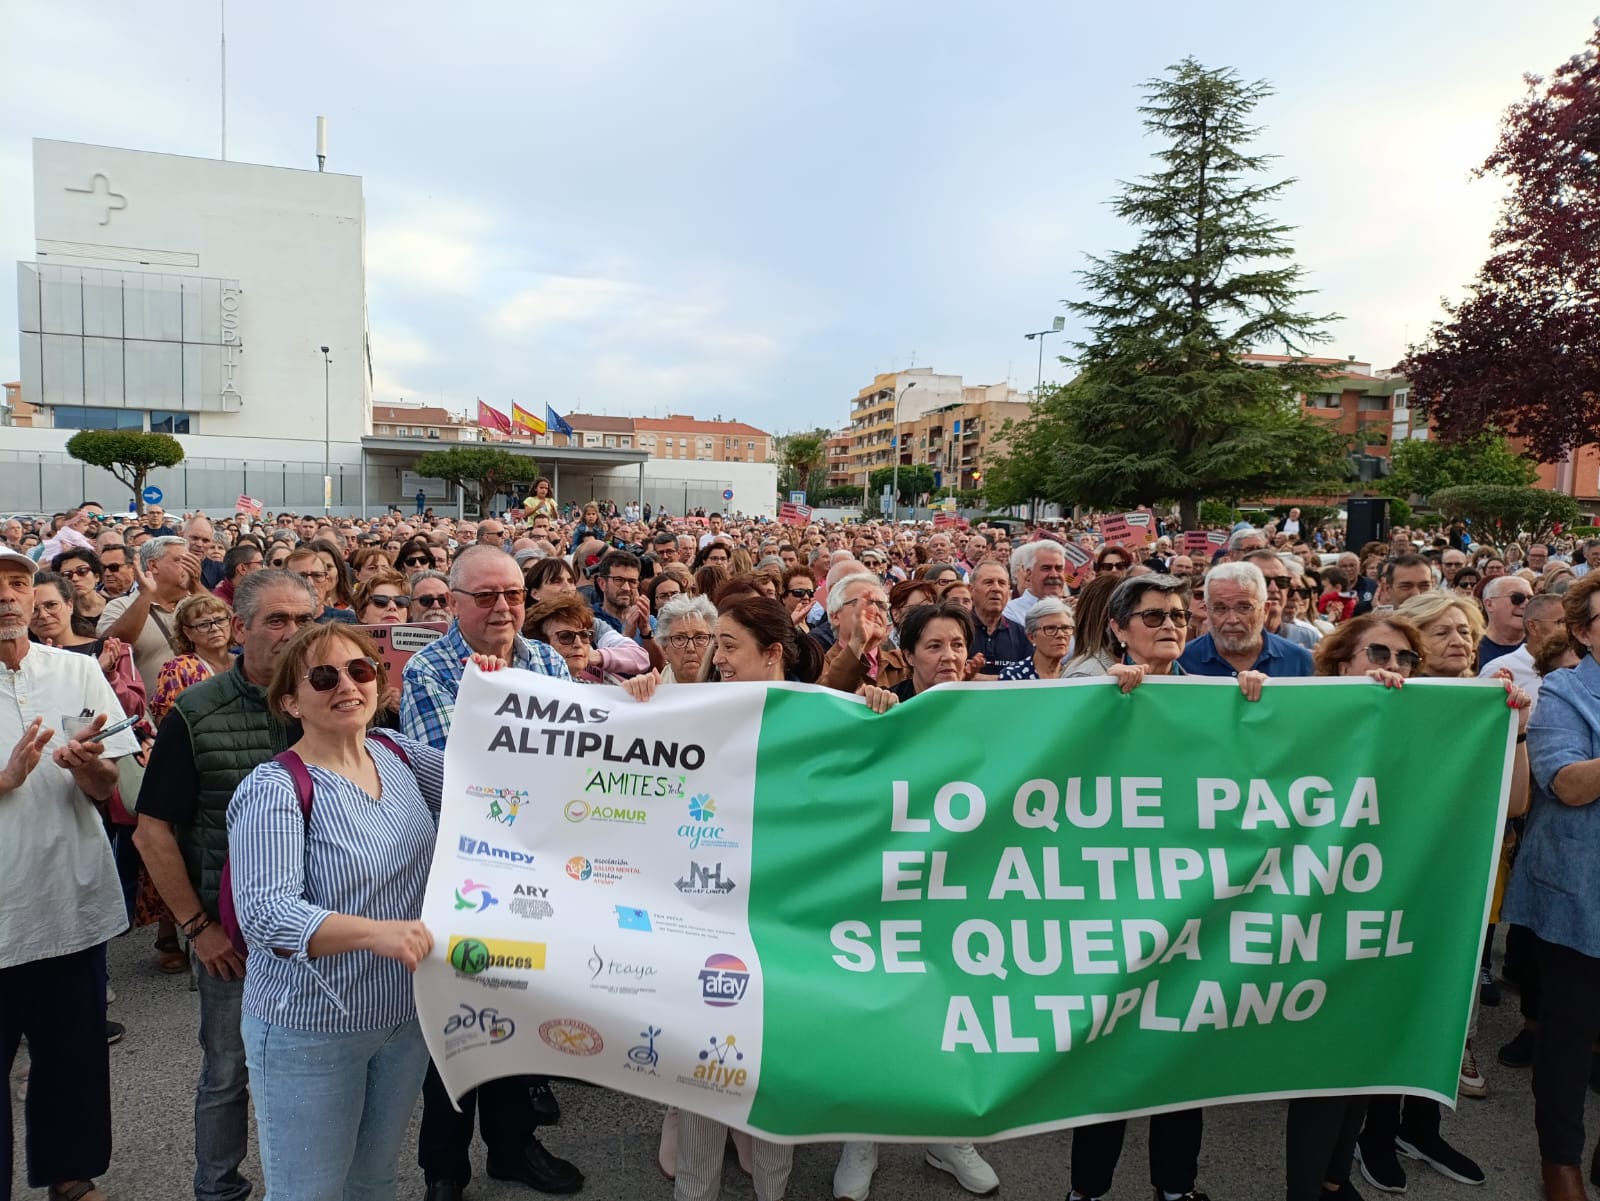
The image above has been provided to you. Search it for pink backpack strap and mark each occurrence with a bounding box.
[273,750,315,819]
[367,729,412,768]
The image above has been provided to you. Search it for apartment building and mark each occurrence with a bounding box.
[634,415,771,463]
[371,404,478,442]
[552,414,636,451]
[895,381,1033,493]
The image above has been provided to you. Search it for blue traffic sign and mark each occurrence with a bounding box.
[142,486,163,505]
[723,489,734,501]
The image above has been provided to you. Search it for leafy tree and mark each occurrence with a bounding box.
[1429,484,1580,545]
[415,447,527,516]
[1386,432,1538,502]
[813,485,865,507]
[65,430,185,515]
[1402,26,1600,460]
[986,59,1352,528]
[868,465,935,505]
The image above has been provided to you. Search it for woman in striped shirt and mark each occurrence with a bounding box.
[227,623,456,1200]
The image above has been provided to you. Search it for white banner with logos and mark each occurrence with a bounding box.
[414,667,765,1126]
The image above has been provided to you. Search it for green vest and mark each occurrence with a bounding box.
[173,657,289,915]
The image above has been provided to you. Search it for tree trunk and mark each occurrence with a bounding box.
[1179,497,1200,530]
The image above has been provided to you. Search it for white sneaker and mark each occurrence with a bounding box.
[1459,1039,1488,1099]
[925,1142,1000,1195]
[833,1141,878,1200]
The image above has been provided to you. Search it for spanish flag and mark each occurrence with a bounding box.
[511,402,547,435]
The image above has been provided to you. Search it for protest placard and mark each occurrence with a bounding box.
[778,502,812,527]
[357,621,449,691]
[415,672,1512,1141]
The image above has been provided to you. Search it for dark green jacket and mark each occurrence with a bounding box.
[173,658,288,914]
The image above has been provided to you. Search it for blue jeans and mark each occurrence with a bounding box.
[242,1013,430,1201]
[192,946,252,1201]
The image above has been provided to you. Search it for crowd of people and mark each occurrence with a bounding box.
[3,490,1598,1201]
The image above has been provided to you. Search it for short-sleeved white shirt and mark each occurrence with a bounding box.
[0,643,140,969]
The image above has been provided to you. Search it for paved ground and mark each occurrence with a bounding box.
[9,930,1556,1200]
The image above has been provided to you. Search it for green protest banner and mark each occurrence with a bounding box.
[418,672,1513,1142]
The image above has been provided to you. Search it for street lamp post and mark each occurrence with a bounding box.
[1023,315,1067,394]
[890,380,916,523]
[320,345,331,514]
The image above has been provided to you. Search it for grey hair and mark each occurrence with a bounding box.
[1108,573,1190,628]
[233,567,318,626]
[756,555,785,573]
[1008,541,1044,583]
[448,543,515,588]
[410,568,450,590]
[138,535,188,571]
[826,571,883,618]
[1204,560,1266,603]
[1226,526,1263,551]
[1024,596,1074,637]
[655,594,718,637]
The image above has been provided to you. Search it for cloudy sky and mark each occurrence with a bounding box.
[2,2,1595,434]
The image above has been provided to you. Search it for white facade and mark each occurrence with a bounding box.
[17,138,368,445]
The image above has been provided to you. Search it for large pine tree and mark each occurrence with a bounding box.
[997,58,1350,528]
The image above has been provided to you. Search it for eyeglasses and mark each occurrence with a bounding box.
[842,596,891,615]
[413,593,451,609]
[296,569,330,583]
[366,594,411,610]
[452,587,524,608]
[303,657,381,692]
[787,587,816,599]
[603,575,640,587]
[1207,602,1260,618]
[1128,608,1192,628]
[400,555,432,567]
[185,616,230,633]
[653,588,681,602]
[1035,623,1075,637]
[666,632,712,649]
[1360,645,1421,672]
[549,629,595,648]
[60,566,96,580]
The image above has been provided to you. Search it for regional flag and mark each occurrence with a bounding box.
[512,402,547,435]
[476,400,512,434]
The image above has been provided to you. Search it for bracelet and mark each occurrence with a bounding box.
[180,909,204,931]
[185,917,212,939]
[1516,732,1528,743]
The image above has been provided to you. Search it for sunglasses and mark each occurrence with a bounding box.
[413,593,450,609]
[366,594,410,610]
[60,566,97,580]
[303,657,380,692]
[267,557,288,567]
[787,587,816,599]
[1128,608,1192,628]
[400,555,432,567]
[549,629,594,647]
[1499,592,1531,606]
[452,587,523,608]
[1360,645,1421,672]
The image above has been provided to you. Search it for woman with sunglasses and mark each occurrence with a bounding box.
[781,566,818,632]
[395,537,437,577]
[1001,598,1075,681]
[525,595,608,682]
[1062,574,1266,1201]
[1095,545,1132,577]
[522,558,650,678]
[227,623,454,1200]
[1345,592,1531,1193]
[354,571,411,626]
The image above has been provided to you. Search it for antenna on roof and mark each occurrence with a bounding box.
[316,116,328,172]
[219,0,227,159]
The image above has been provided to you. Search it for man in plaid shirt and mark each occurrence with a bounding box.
[399,546,580,1201]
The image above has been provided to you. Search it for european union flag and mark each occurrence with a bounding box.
[547,405,576,437]
[615,906,653,932]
